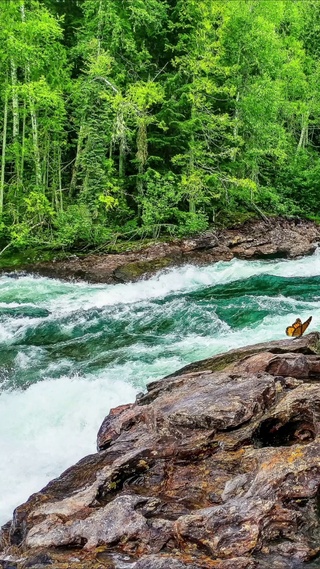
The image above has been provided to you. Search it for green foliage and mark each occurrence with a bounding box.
[175,211,209,236]
[53,204,114,248]
[1,0,320,253]
[139,170,179,228]
[53,204,93,247]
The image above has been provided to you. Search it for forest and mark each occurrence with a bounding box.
[1,0,320,253]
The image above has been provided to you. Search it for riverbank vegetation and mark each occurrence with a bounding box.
[1,0,320,252]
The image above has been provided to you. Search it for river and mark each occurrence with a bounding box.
[1,251,320,524]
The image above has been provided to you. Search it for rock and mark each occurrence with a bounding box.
[159,332,320,381]
[1,333,320,568]
[1,217,319,283]
[133,554,256,568]
[24,553,52,567]
[113,257,175,282]
[24,494,172,552]
[174,497,296,558]
[0,562,18,569]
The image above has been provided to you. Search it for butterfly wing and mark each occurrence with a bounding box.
[286,318,302,337]
[286,316,312,337]
[300,316,312,336]
[286,326,295,337]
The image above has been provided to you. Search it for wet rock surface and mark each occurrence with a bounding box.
[2,333,320,568]
[3,217,319,283]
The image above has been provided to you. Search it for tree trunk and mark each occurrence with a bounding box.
[97,0,103,56]
[21,2,42,189]
[58,147,63,211]
[136,118,148,215]
[232,91,240,161]
[20,99,26,191]
[189,130,196,214]
[42,132,50,190]
[52,141,63,212]
[116,110,126,178]
[70,122,85,196]
[119,136,125,178]
[11,60,19,139]
[297,113,309,152]
[11,59,20,190]
[0,87,8,216]
[29,95,42,188]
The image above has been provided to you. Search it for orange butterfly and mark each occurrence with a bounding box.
[285,316,312,338]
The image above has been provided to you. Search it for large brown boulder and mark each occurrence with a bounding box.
[1,332,320,569]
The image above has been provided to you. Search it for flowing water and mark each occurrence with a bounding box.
[1,251,320,525]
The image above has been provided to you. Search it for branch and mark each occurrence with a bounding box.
[245,201,271,225]
[152,61,169,82]
[0,222,45,257]
[92,76,119,93]
[0,241,12,257]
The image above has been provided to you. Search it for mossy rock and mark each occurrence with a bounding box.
[113,257,174,282]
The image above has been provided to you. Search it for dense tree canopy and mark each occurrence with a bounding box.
[1,0,320,251]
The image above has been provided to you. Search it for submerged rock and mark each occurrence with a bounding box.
[1,333,320,568]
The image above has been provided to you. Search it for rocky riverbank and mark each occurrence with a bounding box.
[1,332,320,569]
[3,217,319,283]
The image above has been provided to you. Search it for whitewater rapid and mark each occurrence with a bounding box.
[1,251,320,524]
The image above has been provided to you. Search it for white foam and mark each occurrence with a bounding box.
[1,250,320,316]
[0,373,137,525]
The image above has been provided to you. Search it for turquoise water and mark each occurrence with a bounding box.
[0,252,320,524]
